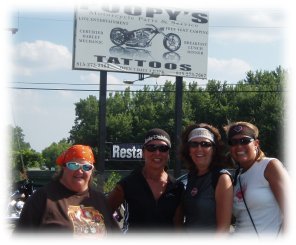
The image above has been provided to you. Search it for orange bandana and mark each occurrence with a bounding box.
[56,145,95,165]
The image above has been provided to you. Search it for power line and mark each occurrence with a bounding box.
[11,81,157,87]
[12,81,100,86]
[9,87,99,92]
[8,86,285,93]
[9,81,245,87]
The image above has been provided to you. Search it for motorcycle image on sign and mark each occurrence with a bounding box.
[110,24,181,52]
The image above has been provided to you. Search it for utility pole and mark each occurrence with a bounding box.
[97,70,107,192]
[174,76,183,178]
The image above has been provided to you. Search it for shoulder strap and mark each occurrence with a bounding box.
[211,168,233,189]
[238,174,259,236]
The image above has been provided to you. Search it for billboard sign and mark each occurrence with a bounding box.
[73,4,209,79]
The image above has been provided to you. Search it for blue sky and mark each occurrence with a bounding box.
[2,0,293,154]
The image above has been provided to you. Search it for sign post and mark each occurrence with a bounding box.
[97,70,107,191]
[175,76,183,178]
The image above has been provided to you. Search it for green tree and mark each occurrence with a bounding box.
[107,89,133,142]
[42,139,71,170]
[68,67,286,168]
[8,125,44,181]
[69,95,99,147]
[102,171,122,193]
[9,125,30,151]
[242,67,286,159]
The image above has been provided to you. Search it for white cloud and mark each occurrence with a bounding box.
[12,40,72,76]
[208,57,252,83]
[246,11,285,27]
[210,9,285,44]
[211,29,281,43]
[80,72,127,91]
[80,73,100,84]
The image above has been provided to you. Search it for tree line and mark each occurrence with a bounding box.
[9,66,286,181]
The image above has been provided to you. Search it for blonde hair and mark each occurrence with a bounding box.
[223,121,265,161]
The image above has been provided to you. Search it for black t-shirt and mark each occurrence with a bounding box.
[14,180,118,236]
[119,167,184,232]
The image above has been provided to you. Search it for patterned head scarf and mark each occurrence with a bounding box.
[56,145,95,165]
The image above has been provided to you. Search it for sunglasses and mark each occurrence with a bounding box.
[65,162,94,172]
[228,137,255,146]
[144,144,170,152]
[188,141,213,148]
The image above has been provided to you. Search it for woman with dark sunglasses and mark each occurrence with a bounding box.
[224,121,289,237]
[179,123,234,235]
[107,128,184,233]
[14,145,119,236]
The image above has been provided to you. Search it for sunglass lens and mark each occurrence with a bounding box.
[66,162,80,171]
[145,145,156,152]
[189,141,213,148]
[201,142,213,147]
[66,162,93,171]
[158,146,170,152]
[82,164,93,171]
[241,137,254,145]
[145,145,170,152]
[229,137,254,146]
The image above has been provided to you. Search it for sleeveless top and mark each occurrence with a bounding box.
[119,167,184,232]
[233,157,282,236]
[183,168,232,232]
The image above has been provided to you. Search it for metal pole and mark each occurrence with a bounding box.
[97,71,107,191]
[174,76,183,178]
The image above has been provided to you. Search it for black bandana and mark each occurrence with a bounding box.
[228,125,256,139]
[143,128,171,148]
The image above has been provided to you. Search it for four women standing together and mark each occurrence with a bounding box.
[15,122,289,238]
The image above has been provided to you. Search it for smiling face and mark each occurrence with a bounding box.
[143,140,170,171]
[60,158,93,193]
[229,134,259,170]
[188,137,214,175]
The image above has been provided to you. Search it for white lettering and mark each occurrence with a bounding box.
[112,145,143,159]
[113,145,120,158]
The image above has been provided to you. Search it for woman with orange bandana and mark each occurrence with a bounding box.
[14,145,118,237]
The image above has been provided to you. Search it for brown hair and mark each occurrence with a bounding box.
[179,123,230,172]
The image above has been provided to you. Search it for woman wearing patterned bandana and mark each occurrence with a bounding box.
[107,128,184,233]
[14,145,119,237]
[224,121,289,237]
[179,123,234,234]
